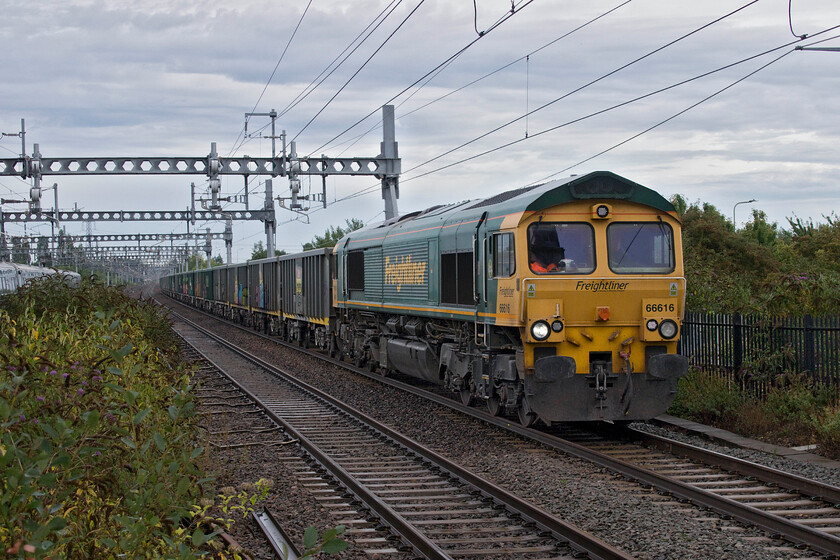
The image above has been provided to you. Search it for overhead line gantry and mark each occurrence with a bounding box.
[0,106,399,276]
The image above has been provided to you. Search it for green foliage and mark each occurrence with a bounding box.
[186,254,208,270]
[761,379,823,424]
[668,367,742,425]
[681,200,840,316]
[811,406,840,459]
[300,525,348,559]
[302,218,365,251]
[785,213,840,273]
[0,276,212,558]
[670,368,840,458]
[740,209,778,247]
[188,480,273,553]
[668,193,687,217]
[251,241,286,260]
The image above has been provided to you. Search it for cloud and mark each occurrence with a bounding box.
[2,0,840,259]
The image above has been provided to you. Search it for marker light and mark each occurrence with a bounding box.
[551,320,564,332]
[658,319,678,339]
[646,319,659,331]
[597,306,610,321]
[531,320,551,341]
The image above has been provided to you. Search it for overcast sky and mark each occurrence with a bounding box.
[2,0,839,262]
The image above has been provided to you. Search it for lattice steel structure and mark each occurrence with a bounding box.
[0,106,400,273]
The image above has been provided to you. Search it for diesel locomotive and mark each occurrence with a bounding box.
[162,171,688,425]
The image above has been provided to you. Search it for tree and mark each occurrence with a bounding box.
[210,255,224,267]
[669,193,688,217]
[303,218,365,250]
[741,209,778,247]
[783,213,840,274]
[187,254,207,270]
[251,241,286,260]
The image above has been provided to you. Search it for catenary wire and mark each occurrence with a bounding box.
[402,0,762,176]
[276,0,405,120]
[227,1,314,157]
[321,0,633,156]
[788,0,807,39]
[292,0,428,143]
[319,24,840,205]
[306,0,536,156]
[404,41,805,181]
[529,52,795,183]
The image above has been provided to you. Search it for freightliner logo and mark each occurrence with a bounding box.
[575,280,629,292]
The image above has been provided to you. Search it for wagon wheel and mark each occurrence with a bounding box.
[486,395,502,417]
[459,379,474,407]
[517,395,537,427]
[353,351,366,368]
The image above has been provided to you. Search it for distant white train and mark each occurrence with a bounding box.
[0,262,82,295]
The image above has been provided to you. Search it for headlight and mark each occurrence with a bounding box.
[646,319,658,331]
[531,320,551,341]
[596,204,610,218]
[658,319,678,339]
[551,320,564,332]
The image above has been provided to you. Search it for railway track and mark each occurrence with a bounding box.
[162,295,840,557]
[562,425,840,549]
[172,309,633,560]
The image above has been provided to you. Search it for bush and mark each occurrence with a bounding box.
[0,276,210,558]
[812,406,840,460]
[668,367,742,425]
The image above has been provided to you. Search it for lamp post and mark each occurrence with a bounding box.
[733,199,757,228]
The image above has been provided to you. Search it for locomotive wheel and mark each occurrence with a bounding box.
[486,395,502,417]
[517,396,537,427]
[354,352,366,368]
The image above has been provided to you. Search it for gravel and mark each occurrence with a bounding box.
[632,421,840,488]
[165,296,833,560]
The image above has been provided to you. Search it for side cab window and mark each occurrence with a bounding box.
[492,232,515,278]
[347,250,365,291]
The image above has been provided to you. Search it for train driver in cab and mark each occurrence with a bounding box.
[528,226,565,273]
[529,251,560,273]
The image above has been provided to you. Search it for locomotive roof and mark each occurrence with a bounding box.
[374,171,676,229]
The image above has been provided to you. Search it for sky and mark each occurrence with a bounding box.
[1,0,839,264]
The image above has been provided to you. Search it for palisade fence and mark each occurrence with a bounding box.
[680,312,840,387]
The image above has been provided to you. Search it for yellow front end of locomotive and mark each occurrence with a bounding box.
[508,199,689,421]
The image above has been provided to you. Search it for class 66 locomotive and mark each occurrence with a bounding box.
[164,171,688,426]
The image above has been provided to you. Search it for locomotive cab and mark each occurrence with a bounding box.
[516,195,688,423]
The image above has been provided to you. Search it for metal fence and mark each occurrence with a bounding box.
[680,312,840,385]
